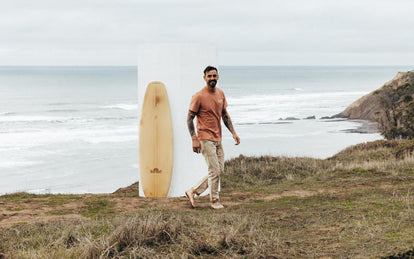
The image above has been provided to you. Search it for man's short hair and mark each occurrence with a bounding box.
[204,66,218,75]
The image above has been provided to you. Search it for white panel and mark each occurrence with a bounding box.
[138,44,218,197]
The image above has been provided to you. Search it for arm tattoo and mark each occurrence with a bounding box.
[222,109,235,133]
[187,110,197,137]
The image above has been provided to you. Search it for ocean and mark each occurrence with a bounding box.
[0,66,412,194]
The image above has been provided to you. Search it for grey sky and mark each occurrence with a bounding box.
[1,0,413,66]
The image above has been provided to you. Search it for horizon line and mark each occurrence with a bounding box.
[0,65,413,68]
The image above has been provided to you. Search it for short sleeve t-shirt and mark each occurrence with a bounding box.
[189,86,228,141]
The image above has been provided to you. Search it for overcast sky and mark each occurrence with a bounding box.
[1,0,413,66]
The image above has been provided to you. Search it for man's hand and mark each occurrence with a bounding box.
[187,110,201,153]
[233,133,240,145]
[223,108,239,145]
[192,137,201,153]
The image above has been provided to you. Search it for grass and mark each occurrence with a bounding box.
[1,139,414,258]
[79,196,116,218]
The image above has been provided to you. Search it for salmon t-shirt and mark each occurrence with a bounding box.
[189,86,228,141]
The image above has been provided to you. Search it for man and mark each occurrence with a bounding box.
[185,66,240,210]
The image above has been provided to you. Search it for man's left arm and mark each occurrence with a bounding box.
[222,108,240,145]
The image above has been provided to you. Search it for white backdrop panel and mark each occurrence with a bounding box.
[137,44,217,197]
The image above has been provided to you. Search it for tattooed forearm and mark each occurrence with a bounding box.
[222,109,235,133]
[187,110,197,137]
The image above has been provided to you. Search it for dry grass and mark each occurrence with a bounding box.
[223,155,332,191]
[1,139,414,258]
[0,211,281,258]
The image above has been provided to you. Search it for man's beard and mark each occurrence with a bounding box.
[208,80,217,88]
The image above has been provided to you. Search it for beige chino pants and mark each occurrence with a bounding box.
[193,140,225,202]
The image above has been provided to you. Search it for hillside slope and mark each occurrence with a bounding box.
[334,71,414,121]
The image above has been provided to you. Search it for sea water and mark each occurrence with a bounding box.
[0,66,412,194]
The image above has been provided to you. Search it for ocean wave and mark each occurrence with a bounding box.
[0,115,65,122]
[46,109,80,113]
[85,135,138,144]
[226,91,368,125]
[48,102,72,106]
[227,91,368,105]
[0,112,17,116]
[0,127,138,148]
[236,121,293,126]
[95,116,137,121]
[0,160,43,169]
[102,104,137,110]
[0,114,137,124]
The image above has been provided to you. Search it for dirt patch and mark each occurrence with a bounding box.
[0,198,84,228]
[263,189,318,201]
[311,226,345,236]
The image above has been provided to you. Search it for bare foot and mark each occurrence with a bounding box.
[211,202,224,210]
[185,188,195,208]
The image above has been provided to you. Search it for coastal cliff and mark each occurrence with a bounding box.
[334,71,414,121]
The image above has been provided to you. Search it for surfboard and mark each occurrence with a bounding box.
[139,81,173,197]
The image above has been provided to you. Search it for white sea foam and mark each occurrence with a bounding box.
[0,127,138,148]
[228,91,368,105]
[227,91,368,124]
[0,115,65,122]
[102,103,137,110]
[85,135,138,144]
[0,160,42,169]
[27,188,52,194]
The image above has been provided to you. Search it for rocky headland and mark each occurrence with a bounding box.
[333,70,414,121]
